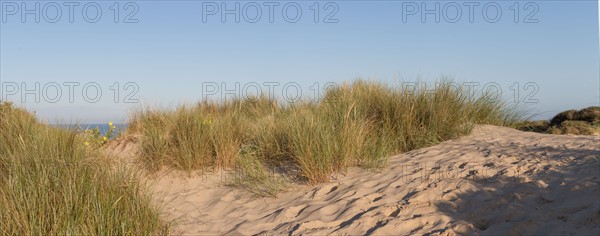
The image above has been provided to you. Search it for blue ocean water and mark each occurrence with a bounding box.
[80,124,128,137]
[54,123,128,137]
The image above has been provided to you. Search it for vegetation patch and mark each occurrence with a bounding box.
[516,106,600,135]
[129,80,520,194]
[0,102,168,235]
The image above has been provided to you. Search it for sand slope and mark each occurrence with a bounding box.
[108,125,600,235]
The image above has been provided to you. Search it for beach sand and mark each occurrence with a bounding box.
[107,125,600,235]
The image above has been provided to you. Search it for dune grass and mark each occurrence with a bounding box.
[0,102,168,235]
[129,80,521,191]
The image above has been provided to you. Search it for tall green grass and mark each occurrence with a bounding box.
[0,102,168,235]
[130,80,520,188]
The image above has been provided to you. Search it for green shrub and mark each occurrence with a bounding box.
[525,106,600,135]
[550,109,577,126]
[575,106,600,123]
[81,122,117,148]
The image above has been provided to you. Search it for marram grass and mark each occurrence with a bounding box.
[0,102,168,235]
[130,80,521,193]
[0,79,522,233]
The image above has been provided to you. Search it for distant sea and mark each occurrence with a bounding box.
[54,123,128,137]
[83,124,128,136]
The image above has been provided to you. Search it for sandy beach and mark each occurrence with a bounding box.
[106,125,600,235]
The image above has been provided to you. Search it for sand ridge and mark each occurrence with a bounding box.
[108,125,600,235]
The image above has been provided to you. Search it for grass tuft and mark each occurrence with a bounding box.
[130,80,520,189]
[0,102,168,235]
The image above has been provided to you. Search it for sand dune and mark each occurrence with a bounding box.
[107,125,600,235]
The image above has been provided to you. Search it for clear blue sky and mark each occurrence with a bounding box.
[1,0,599,123]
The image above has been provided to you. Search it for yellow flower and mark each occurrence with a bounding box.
[108,122,113,127]
[201,118,212,125]
[103,137,107,141]
[84,142,89,146]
